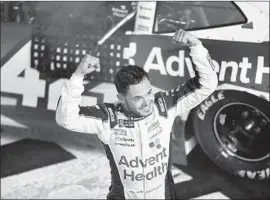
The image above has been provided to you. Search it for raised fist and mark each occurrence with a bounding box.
[172,29,201,47]
[74,54,101,77]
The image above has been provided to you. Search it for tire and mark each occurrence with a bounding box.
[190,90,270,181]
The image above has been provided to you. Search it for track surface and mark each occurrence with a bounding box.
[1,127,269,199]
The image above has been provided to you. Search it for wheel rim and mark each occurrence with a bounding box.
[214,102,270,162]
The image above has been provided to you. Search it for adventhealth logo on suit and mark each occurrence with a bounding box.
[118,147,168,181]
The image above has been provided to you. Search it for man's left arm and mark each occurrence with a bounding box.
[160,30,218,117]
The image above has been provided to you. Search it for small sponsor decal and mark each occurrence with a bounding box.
[137,25,149,31]
[138,15,151,20]
[139,6,152,11]
[158,98,165,112]
[149,127,162,140]
[115,136,134,143]
[148,120,160,132]
[106,104,117,128]
[119,119,135,128]
[115,143,135,147]
[108,107,115,122]
[113,129,127,136]
[149,137,161,149]
[114,130,135,147]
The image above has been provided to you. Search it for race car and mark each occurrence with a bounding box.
[1,1,269,181]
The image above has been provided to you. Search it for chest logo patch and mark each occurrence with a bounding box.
[113,129,127,136]
[149,137,161,149]
[119,119,135,128]
[148,120,160,132]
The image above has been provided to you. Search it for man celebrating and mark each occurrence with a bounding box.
[56,29,218,199]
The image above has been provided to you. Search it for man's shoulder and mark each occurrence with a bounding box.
[100,102,119,128]
[101,102,119,111]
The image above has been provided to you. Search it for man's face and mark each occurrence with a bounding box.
[119,77,155,117]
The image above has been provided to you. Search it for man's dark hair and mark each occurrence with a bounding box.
[114,65,149,95]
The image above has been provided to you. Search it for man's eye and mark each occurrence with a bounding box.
[148,90,152,94]
[134,97,141,101]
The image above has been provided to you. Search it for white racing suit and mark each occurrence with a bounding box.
[56,43,218,199]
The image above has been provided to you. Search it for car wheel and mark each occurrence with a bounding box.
[191,90,270,181]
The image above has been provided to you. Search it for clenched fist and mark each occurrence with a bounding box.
[172,29,202,47]
[74,54,101,77]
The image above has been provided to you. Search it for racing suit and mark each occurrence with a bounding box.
[55,43,218,199]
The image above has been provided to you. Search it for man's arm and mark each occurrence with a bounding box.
[55,54,110,143]
[161,29,218,117]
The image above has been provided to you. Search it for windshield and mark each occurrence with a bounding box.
[153,1,247,33]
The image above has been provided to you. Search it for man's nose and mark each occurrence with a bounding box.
[143,95,154,105]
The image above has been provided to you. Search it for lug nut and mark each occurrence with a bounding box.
[259,119,267,127]
[253,127,261,134]
[241,111,249,119]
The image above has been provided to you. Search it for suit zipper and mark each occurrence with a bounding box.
[138,123,146,199]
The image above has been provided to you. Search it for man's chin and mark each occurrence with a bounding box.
[145,111,153,117]
[141,108,153,117]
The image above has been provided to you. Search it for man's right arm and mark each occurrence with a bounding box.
[55,54,110,142]
[55,74,107,134]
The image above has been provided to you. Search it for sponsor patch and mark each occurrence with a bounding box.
[114,135,135,147]
[139,6,152,11]
[113,129,127,136]
[149,127,162,140]
[105,103,118,128]
[138,15,151,20]
[155,93,167,118]
[115,137,134,143]
[148,120,160,132]
[137,25,149,32]
[149,137,161,149]
[119,119,135,128]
